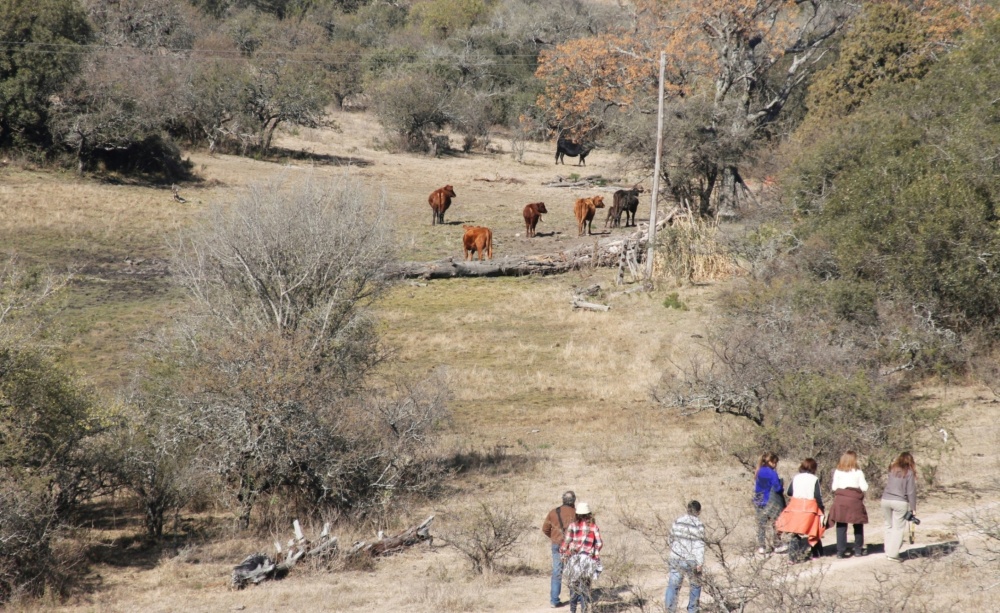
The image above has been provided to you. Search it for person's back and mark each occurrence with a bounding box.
[665,501,705,613]
[542,491,576,608]
[669,513,705,565]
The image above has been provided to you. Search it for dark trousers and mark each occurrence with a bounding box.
[789,535,823,562]
[835,522,864,556]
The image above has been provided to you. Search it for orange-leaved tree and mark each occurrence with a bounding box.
[537,0,852,215]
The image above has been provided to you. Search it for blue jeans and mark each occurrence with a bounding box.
[665,559,701,613]
[551,544,563,605]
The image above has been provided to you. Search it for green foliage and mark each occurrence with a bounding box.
[0,346,98,601]
[0,0,91,148]
[411,0,493,39]
[806,2,931,122]
[662,292,688,310]
[370,67,452,151]
[790,20,1000,330]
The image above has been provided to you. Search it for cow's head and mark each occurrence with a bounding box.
[593,196,605,208]
[531,202,547,214]
[632,185,645,194]
[443,185,457,198]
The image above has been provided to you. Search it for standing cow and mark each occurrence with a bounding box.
[428,185,457,225]
[574,196,605,236]
[523,202,547,238]
[555,136,593,166]
[614,185,645,227]
[462,225,493,261]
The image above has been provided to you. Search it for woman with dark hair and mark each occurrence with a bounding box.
[881,452,917,562]
[753,452,786,554]
[828,451,869,558]
[561,502,603,613]
[775,458,826,563]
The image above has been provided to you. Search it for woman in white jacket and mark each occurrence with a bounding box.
[828,451,869,558]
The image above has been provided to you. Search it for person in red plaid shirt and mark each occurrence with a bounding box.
[560,502,602,613]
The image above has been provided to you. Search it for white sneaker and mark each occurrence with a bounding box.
[774,544,789,554]
[757,547,767,554]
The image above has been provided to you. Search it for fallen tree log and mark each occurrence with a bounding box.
[231,516,435,589]
[572,298,610,311]
[391,207,683,280]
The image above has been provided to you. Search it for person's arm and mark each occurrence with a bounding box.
[694,522,706,568]
[560,524,574,556]
[592,524,603,559]
[814,481,825,512]
[542,510,554,538]
[770,470,783,495]
[859,470,869,493]
[906,472,917,513]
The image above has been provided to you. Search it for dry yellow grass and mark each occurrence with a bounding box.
[3,112,999,612]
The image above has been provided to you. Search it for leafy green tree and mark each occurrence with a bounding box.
[805,2,931,122]
[790,19,1000,329]
[0,0,91,148]
[411,0,493,39]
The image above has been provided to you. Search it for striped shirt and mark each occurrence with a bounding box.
[668,514,705,566]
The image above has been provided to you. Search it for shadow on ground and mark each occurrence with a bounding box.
[265,147,374,168]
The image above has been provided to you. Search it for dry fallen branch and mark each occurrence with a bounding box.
[571,298,610,312]
[474,175,525,184]
[231,516,435,589]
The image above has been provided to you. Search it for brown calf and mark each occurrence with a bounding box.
[574,196,605,236]
[429,185,457,225]
[462,225,493,261]
[523,202,547,238]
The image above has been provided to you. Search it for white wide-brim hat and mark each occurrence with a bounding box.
[575,502,591,515]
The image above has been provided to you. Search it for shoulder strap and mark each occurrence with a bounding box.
[556,506,566,532]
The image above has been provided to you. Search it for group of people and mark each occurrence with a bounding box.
[541,451,919,612]
[542,492,705,613]
[755,451,919,564]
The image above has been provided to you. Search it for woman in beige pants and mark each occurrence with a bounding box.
[880,452,917,562]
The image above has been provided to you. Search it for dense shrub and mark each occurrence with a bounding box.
[0,0,91,148]
[788,20,1000,330]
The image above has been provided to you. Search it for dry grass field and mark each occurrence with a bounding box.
[2,111,999,612]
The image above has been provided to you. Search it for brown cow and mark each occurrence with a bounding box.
[429,185,457,225]
[574,196,605,236]
[462,225,493,261]
[523,202,547,238]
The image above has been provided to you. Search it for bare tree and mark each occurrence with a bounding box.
[168,177,447,527]
[172,176,395,362]
[442,493,530,573]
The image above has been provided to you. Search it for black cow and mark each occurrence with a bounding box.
[612,185,644,227]
[555,136,593,166]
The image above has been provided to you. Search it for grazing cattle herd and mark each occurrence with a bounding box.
[427,139,647,260]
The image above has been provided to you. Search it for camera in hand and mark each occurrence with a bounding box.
[903,510,921,525]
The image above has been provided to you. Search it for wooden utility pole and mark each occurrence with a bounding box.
[646,51,666,281]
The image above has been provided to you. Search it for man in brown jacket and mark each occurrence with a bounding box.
[542,491,577,607]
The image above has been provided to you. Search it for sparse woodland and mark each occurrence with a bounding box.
[2,0,1000,610]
